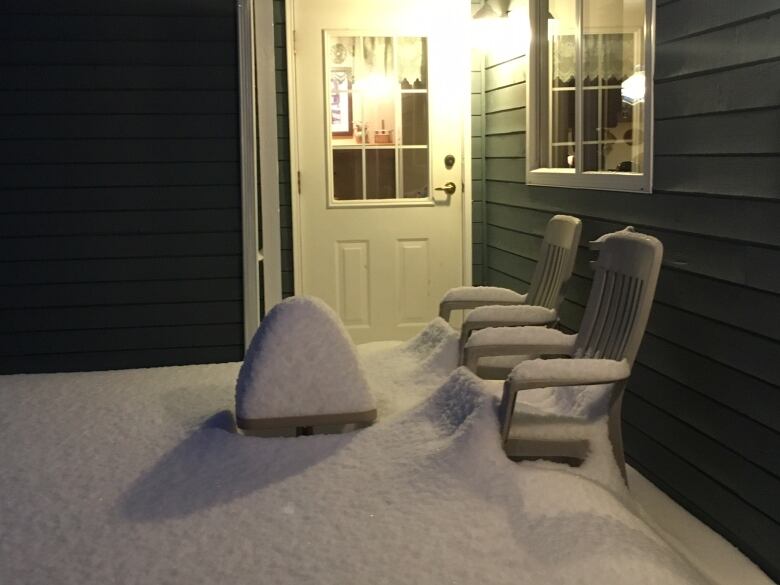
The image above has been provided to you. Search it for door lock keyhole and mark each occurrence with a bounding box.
[444,154,455,169]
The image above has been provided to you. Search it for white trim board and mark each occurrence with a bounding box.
[238,0,284,350]
[627,466,774,585]
[255,0,283,313]
[237,0,261,348]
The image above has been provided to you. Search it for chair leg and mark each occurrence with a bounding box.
[607,393,627,484]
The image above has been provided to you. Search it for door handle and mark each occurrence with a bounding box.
[434,182,457,196]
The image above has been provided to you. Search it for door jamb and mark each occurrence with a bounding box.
[285,0,473,298]
[238,0,283,349]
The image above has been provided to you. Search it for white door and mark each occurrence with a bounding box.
[288,0,471,343]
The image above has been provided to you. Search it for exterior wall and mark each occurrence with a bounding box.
[0,0,245,374]
[273,0,295,299]
[478,1,780,579]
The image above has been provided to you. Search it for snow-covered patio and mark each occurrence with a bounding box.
[1,321,713,585]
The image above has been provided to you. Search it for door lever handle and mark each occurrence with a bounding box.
[434,182,457,196]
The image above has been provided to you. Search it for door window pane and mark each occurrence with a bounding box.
[366,149,396,199]
[333,149,362,201]
[402,149,429,198]
[402,94,428,145]
[397,37,427,89]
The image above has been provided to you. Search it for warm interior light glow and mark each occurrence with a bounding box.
[508,9,531,54]
[547,16,559,38]
[353,73,394,98]
[621,69,646,105]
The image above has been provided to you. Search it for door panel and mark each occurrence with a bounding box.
[336,240,370,327]
[290,0,470,342]
[396,239,430,325]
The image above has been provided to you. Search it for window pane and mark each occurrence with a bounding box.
[548,0,577,169]
[402,93,428,146]
[333,149,363,200]
[401,149,429,198]
[397,37,427,89]
[366,149,396,199]
[582,0,645,173]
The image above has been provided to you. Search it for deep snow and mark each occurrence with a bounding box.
[0,320,709,585]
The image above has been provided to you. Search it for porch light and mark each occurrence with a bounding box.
[472,0,529,54]
[472,1,505,51]
[621,67,646,105]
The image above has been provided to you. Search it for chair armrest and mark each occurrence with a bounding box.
[459,305,559,359]
[439,286,527,321]
[462,326,576,370]
[498,358,631,442]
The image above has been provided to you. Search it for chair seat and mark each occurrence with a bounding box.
[483,380,613,463]
[441,286,527,304]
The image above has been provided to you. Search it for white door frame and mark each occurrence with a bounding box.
[284,0,472,297]
[238,0,284,348]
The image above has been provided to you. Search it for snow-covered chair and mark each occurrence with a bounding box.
[235,296,377,436]
[463,231,663,479]
[438,215,582,361]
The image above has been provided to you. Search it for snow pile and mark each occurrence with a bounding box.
[236,296,375,421]
[482,358,631,496]
[0,361,709,585]
[0,319,709,585]
[358,317,459,417]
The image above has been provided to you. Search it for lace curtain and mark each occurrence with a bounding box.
[552,33,636,85]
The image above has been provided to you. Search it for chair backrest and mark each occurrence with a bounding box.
[573,231,663,366]
[525,215,583,309]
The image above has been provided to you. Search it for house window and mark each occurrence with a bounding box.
[527,0,654,193]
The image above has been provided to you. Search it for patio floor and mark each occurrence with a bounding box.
[0,321,712,585]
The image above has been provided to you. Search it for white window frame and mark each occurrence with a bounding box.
[527,0,655,193]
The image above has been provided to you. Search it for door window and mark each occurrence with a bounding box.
[325,33,431,203]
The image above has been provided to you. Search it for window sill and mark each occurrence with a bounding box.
[527,168,652,194]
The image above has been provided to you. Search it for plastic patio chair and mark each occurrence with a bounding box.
[438,215,582,359]
[462,230,663,480]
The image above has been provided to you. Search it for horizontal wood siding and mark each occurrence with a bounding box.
[274,0,295,298]
[471,37,485,284]
[0,0,244,373]
[478,1,780,579]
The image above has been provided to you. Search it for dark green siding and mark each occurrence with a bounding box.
[0,0,244,373]
[273,0,295,298]
[477,1,780,579]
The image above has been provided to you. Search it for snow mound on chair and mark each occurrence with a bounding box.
[236,296,375,420]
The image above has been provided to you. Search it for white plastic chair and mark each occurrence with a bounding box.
[463,230,663,479]
[438,215,582,359]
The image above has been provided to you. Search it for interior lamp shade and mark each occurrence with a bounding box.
[621,69,646,105]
